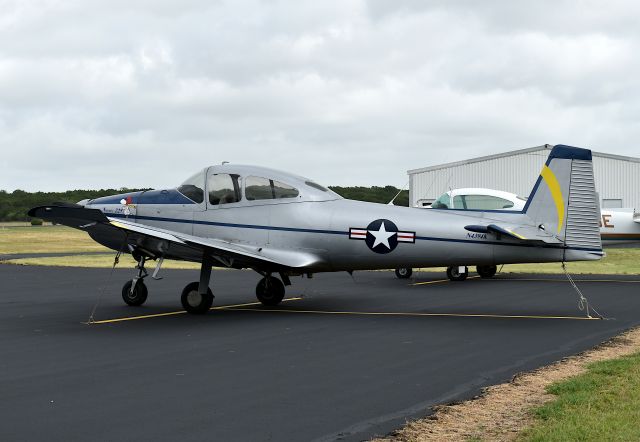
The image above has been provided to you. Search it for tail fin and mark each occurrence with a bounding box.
[523,145,602,251]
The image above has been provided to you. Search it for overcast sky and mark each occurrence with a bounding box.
[2,0,640,191]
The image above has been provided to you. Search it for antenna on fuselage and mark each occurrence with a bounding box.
[387,180,409,206]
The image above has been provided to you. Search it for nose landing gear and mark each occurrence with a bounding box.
[121,255,150,306]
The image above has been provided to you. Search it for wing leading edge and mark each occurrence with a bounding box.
[28,205,322,270]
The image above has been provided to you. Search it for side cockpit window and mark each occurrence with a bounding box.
[463,195,514,210]
[273,181,299,199]
[453,195,466,209]
[209,174,241,205]
[246,176,299,200]
[178,172,205,204]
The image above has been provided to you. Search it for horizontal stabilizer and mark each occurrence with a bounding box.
[464,223,562,245]
[28,205,109,228]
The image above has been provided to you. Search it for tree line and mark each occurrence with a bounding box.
[0,189,148,221]
[0,186,409,222]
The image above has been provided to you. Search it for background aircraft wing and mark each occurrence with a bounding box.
[28,205,322,270]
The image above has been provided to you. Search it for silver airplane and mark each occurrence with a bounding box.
[30,145,603,314]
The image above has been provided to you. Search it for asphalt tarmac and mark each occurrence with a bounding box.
[1,265,639,441]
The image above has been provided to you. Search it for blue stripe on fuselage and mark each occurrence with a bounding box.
[107,212,603,253]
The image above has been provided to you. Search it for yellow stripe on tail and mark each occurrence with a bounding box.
[540,165,565,234]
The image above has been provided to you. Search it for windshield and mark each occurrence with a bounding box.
[177,171,205,204]
[431,192,451,209]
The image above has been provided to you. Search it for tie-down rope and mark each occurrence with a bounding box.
[561,262,606,319]
[87,233,128,324]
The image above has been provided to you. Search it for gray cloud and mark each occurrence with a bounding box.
[1,0,639,192]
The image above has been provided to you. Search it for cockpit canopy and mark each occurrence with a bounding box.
[177,164,342,206]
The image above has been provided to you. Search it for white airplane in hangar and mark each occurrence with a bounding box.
[393,187,639,279]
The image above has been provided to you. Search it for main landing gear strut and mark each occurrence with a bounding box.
[180,253,215,314]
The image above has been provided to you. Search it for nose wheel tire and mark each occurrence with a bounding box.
[181,282,214,314]
[476,265,498,278]
[395,267,413,279]
[446,266,468,281]
[256,276,285,306]
[122,280,148,306]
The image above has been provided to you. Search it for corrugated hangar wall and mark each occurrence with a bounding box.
[408,145,640,209]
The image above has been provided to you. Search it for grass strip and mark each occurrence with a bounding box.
[520,352,640,441]
[0,226,109,254]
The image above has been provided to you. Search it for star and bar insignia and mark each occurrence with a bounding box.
[349,219,415,254]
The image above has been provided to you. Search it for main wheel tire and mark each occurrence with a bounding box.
[476,265,498,278]
[256,276,285,306]
[395,267,413,279]
[122,280,148,306]
[181,282,214,314]
[446,266,468,281]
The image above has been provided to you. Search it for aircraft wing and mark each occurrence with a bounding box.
[464,223,563,245]
[28,205,321,270]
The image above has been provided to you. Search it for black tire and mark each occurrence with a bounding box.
[181,282,214,314]
[122,280,148,306]
[476,265,498,278]
[395,268,413,279]
[446,266,468,281]
[256,276,285,306]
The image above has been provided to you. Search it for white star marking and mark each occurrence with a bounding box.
[369,222,396,249]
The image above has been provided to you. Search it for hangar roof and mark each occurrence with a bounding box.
[407,144,640,175]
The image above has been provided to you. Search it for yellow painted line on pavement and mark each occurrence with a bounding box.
[84,297,303,325]
[411,275,481,286]
[226,308,601,321]
[410,278,449,286]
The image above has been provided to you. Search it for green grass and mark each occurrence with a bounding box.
[499,248,639,274]
[0,225,109,254]
[520,352,640,441]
